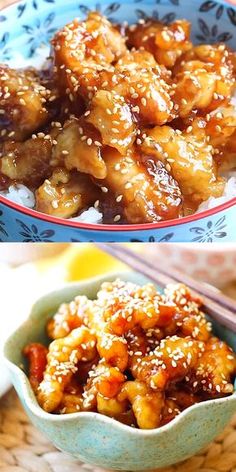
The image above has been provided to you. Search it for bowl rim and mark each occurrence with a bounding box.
[1,0,236,232]
[4,273,236,436]
[1,194,236,233]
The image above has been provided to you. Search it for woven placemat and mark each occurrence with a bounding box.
[0,389,236,472]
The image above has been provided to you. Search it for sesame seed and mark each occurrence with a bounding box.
[101,186,108,193]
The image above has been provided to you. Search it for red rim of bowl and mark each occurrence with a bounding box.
[1,194,236,232]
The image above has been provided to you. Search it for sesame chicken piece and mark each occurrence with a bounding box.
[78,360,126,412]
[160,397,181,425]
[57,380,87,414]
[102,147,183,224]
[0,137,52,188]
[161,388,200,425]
[173,44,235,116]
[140,125,224,207]
[87,301,129,371]
[127,19,192,69]
[218,129,236,172]
[84,360,126,401]
[190,337,236,397]
[0,66,52,141]
[87,90,136,155]
[52,118,106,179]
[35,168,99,218]
[97,393,128,419]
[163,284,211,341]
[58,391,84,414]
[47,296,90,339]
[203,104,236,149]
[37,326,97,412]
[52,12,127,97]
[53,12,127,67]
[126,327,150,369]
[118,380,165,429]
[23,343,48,393]
[96,279,178,336]
[132,336,204,391]
[112,52,175,126]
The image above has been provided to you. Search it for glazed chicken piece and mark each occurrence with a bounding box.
[37,326,97,412]
[96,393,128,420]
[58,383,84,414]
[0,137,52,188]
[96,279,178,336]
[57,360,126,414]
[118,380,165,429]
[35,168,99,218]
[173,44,235,116]
[161,387,200,425]
[23,343,48,393]
[47,295,90,339]
[87,90,136,155]
[163,284,211,341]
[110,51,175,126]
[102,147,183,224]
[132,336,204,391]
[139,125,224,208]
[0,65,53,141]
[52,118,106,179]
[219,129,236,172]
[203,104,236,149]
[189,337,236,397]
[84,361,126,402]
[127,19,192,69]
[87,300,129,372]
[52,12,127,98]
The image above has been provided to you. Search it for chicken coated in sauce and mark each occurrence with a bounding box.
[1,12,236,224]
[24,280,236,429]
[0,66,53,142]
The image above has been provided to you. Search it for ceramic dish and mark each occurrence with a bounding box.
[145,242,236,288]
[4,271,236,470]
[0,0,236,242]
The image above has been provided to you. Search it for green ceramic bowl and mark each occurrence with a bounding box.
[4,271,236,471]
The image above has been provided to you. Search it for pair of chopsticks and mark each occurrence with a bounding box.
[96,243,236,333]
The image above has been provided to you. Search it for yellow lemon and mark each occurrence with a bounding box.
[35,243,129,283]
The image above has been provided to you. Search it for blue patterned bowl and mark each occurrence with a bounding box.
[0,0,236,242]
[4,271,236,470]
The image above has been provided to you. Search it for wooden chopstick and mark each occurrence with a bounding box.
[97,243,236,314]
[96,243,236,333]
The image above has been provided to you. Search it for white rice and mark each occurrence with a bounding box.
[197,175,236,213]
[1,45,236,224]
[70,207,103,224]
[7,44,50,70]
[0,184,35,209]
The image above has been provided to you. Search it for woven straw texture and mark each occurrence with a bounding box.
[0,387,236,472]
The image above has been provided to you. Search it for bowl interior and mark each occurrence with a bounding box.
[4,270,236,390]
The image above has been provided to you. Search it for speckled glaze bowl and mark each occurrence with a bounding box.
[4,271,236,470]
[0,0,236,242]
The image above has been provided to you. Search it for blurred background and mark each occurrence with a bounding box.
[1,242,236,287]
